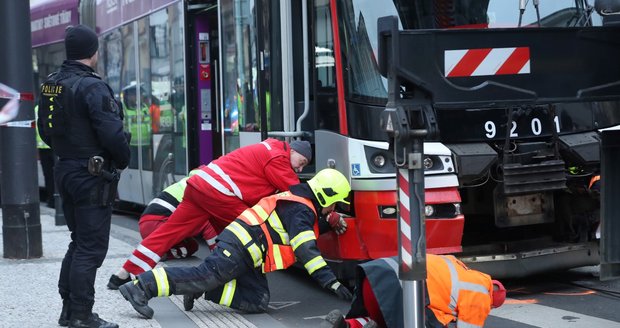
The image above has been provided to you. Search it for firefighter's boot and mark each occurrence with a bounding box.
[323,309,348,328]
[119,281,154,319]
[183,292,203,311]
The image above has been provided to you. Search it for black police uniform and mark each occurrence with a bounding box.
[38,60,130,319]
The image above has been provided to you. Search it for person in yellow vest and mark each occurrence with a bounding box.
[324,254,506,328]
[118,168,353,318]
[121,83,152,168]
[35,104,56,208]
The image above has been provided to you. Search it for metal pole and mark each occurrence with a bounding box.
[380,16,426,327]
[0,0,42,259]
[396,130,427,328]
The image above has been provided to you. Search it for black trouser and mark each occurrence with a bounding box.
[39,148,55,204]
[139,231,270,313]
[55,159,113,317]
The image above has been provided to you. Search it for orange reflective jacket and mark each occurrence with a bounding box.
[237,191,318,273]
[427,254,493,328]
[589,175,600,189]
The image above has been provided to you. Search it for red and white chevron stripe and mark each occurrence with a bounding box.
[398,168,413,270]
[445,47,530,78]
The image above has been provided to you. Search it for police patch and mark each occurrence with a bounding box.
[103,96,118,113]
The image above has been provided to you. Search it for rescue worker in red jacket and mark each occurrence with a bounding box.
[107,139,314,289]
[118,168,354,318]
[325,254,506,328]
[131,169,217,264]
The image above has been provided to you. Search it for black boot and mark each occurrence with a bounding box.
[68,313,118,328]
[58,300,70,327]
[107,274,131,290]
[119,281,154,319]
[323,309,349,328]
[183,292,203,311]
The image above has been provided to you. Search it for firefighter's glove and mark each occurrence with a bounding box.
[328,280,352,301]
[325,212,347,235]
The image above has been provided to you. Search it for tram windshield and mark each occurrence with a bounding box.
[338,0,602,103]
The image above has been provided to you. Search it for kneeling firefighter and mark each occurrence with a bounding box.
[118,168,354,318]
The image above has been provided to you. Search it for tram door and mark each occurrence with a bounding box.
[216,0,286,155]
[187,4,221,168]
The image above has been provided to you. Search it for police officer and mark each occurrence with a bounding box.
[37,25,130,328]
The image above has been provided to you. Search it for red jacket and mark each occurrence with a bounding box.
[188,138,300,210]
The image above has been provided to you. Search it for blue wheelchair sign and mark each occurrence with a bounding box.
[351,163,361,176]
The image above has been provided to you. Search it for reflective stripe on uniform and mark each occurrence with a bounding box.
[240,210,262,225]
[195,170,237,198]
[253,205,270,221]
[443,256,460,316]
[219,279,237,307]
[147,198,177,213]
[137,244,161,263]
[354,318,370,325]
[206,235,218,247]
[226,221,263,267]
[304,255,327,275]
[441,255,490,321]
[290,230,316,251]
[128,254,154,272]
[226,221,252,245]
[152,267,170,297]
[267,212,289,244]
[260,141,272,150]
[207,163,243,200]
[272,245,284,269]
[247,242,263,267]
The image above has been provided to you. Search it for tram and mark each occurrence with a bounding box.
[31,0,617,279]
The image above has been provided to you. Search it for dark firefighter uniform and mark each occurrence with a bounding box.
[38,56,130,324]
[119,169,353,319]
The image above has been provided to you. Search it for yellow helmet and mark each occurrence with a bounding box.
[307,169,351,207]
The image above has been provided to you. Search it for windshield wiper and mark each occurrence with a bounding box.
[519,0,542,27]
[518,0,527,27]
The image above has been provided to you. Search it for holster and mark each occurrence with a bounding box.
[88,156,120,206]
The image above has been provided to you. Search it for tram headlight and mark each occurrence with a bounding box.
[379,205,397,218]
[423,156,434,170]
[424,205,435,217]
[373,154,386,168]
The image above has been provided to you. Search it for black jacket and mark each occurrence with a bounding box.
[38,60,130,169]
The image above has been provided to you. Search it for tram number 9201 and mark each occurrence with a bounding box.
[484,116,561,139]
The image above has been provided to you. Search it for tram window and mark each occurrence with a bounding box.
[313,0,339,132]
[100,31,122,97]
[138,18,154,173]
[169,2,187,175]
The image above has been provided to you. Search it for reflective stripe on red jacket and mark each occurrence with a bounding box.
[188,139,300,208]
